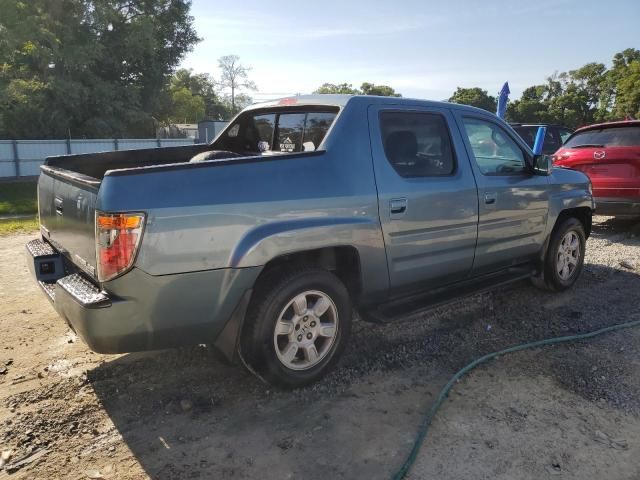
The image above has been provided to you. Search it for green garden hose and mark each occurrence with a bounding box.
[391,318,640,480]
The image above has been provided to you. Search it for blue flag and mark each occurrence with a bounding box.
[496,81,510,119]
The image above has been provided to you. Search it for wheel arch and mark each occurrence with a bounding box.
[254,245,363,300]
[213,245,363,364]
[554,206,593,238]
[537,206,592,270]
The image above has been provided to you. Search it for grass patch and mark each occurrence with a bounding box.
[0,181,38,215]
[0,216,39,235]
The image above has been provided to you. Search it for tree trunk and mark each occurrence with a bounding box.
[231,85,235,113]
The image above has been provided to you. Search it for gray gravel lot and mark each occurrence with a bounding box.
[1,216,640,479]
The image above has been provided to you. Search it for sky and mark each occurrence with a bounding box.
[182,0,640,102]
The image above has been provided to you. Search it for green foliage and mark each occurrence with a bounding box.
[611,50,640,119]
[0,0,199,138]
[448,87,497,112]
[615,61,640,119]
[504,49,640,128]
[168,87,205,123]
[314,82,402,96]
[360,82,401,97]
[0,216,39,235]
[314,83,360,95]
[0,180,38,214]
[169,68,226,120]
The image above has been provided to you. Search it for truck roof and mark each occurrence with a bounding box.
[244,94,493,116]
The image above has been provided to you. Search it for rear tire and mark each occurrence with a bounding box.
[240,267,352,388]
[534,217,586,292]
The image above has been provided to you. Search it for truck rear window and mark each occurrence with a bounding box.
[564,126,640,148]
[214,108,338,154]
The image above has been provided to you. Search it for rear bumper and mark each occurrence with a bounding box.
[26,238,260,354]
[595,197,640,217]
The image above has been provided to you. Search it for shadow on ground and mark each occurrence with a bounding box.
[87,250,640,479]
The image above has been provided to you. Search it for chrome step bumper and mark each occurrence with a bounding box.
[26,238,110,308]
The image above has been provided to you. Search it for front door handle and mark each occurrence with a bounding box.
[484,192,497,205]
[390,198,407,218]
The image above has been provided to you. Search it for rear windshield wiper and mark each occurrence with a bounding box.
[570,143,605,148]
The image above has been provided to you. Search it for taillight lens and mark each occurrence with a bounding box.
[553,151,571,163]
[96,212,145,282]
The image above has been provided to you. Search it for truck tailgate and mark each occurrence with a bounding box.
[39,167,99,278]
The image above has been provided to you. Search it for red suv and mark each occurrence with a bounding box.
[554,120,640,217]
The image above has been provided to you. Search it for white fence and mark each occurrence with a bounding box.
[0,138,201,178]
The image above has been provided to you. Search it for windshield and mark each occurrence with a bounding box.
[213,107,339,154]
[564,126,640,148]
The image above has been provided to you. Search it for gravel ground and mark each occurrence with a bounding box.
[1,216,640,479]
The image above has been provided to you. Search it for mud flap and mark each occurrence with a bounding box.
[212,289,252,364]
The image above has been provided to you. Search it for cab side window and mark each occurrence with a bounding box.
[380,112,456,178]
[462,118,526,175]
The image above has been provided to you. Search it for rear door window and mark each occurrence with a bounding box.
[379,111,456,177]
[564,126,640,148]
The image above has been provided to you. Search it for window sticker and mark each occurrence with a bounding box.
[280,136,295,152]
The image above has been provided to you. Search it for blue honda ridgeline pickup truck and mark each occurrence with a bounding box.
[26,95,594,387]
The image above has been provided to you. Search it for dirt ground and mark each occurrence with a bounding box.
[2,216,640,480]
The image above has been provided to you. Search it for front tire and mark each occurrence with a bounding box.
[535,217,586,291]
[241,267,352,388]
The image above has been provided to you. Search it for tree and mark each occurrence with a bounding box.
[313,82,402,96]
[314,83,360,94]
[168,87,205,123]
[482,48,640,128]
[614,60,640,119]
[448,87,497,113]
[0,0,199,138]
[506,85,551,123]
[610,49,640,119]
[568,62,608,122]
[360,82,401,97]
[229,92,254,112]
[217,55,256,115]
[168,68,227,119]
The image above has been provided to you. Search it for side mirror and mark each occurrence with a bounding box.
[532,154,553,175]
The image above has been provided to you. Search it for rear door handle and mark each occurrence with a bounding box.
[484,192,497,205]
[390,198,407,218]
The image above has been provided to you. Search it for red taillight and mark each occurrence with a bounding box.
[553,150,571,163]
[96,212,145,282]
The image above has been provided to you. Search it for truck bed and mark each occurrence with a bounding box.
[44,144,210,180]
[38,144,212,278]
